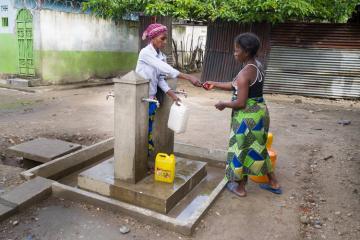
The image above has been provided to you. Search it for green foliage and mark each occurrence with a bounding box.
[83,0,359,23]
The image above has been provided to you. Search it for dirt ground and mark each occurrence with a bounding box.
[0,80,359,240]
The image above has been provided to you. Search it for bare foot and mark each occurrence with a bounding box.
[268,173,281,189]
[234,183,247,197]
[227,181,247,197]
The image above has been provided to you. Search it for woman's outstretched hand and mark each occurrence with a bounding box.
[189,76,202,87]
[215,101,226,111]
[202,81,215,90]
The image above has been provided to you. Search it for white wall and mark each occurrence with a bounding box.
[172,25,207,51]
[38,10,138,52]
[0,0,16,34]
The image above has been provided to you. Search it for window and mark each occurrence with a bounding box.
[2,17,8,27]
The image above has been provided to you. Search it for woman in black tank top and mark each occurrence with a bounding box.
[203,33,282,197]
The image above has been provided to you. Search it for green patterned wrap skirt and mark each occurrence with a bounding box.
[225,96,273,182]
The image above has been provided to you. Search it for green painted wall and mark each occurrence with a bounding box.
[0,34,19,74]
[39,50,138,84]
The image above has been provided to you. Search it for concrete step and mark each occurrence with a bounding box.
[78,157,207,214]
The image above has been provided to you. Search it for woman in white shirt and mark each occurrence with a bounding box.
[135,23,201,163]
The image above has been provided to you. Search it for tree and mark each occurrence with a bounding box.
[83,0,360,24]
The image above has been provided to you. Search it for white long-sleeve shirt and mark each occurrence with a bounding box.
[135,43,180,98]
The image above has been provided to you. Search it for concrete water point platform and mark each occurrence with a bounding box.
[78,157,207,214]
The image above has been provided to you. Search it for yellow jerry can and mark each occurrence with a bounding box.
[155,153,176,184]
[250,133,277,183]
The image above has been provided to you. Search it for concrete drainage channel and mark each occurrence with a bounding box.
[0,138,227,236]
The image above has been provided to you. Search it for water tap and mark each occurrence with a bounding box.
[142,98,160,108]
[106,91,114,100]
[174,89,188,98]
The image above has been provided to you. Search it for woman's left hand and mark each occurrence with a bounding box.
[215,101,226,111]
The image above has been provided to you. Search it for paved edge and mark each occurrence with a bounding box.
[52,179,226,236]
[0,177,53,222]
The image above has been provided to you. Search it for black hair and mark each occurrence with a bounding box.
[234,33,260,58]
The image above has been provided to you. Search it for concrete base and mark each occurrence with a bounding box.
[78,157,207,214]
[7,138,82,163]
[56,165,226,236]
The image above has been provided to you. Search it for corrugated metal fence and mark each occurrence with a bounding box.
[265,23,360,99]
[201,22,360,99]
[200,21,271,82]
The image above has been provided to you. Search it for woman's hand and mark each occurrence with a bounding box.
[178,73,202,87]
[189,76,202,87]
[203,81,215,90]
[172,96,182,106]
[215,101,226,111]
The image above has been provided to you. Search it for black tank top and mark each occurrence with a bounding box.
[232,60,264,98]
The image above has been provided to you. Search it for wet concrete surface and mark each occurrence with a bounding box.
[77,157,208,213]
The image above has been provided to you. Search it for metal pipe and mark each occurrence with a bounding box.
[142,98,160,107]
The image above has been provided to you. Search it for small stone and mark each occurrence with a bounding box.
[12,220,19,226]
[337,120,351,126]
[314,224,322,229]
[145,225,151,230]
[321,234,326,239]
[314,220,321,225]
[295,99,302,104]
[119,225,130,234]
[215,211,221,216]
[9,138,15,144]
[96,208,100,211]
[300,216,310,224]
[347,213,353,217]
[291,124,297,127]
[335,211,341,216]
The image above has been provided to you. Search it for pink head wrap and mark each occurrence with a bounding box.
[142,23,168,41]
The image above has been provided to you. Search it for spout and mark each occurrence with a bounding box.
[174,90,188,98]
[142,98,160,108]
[106,92,114,100]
